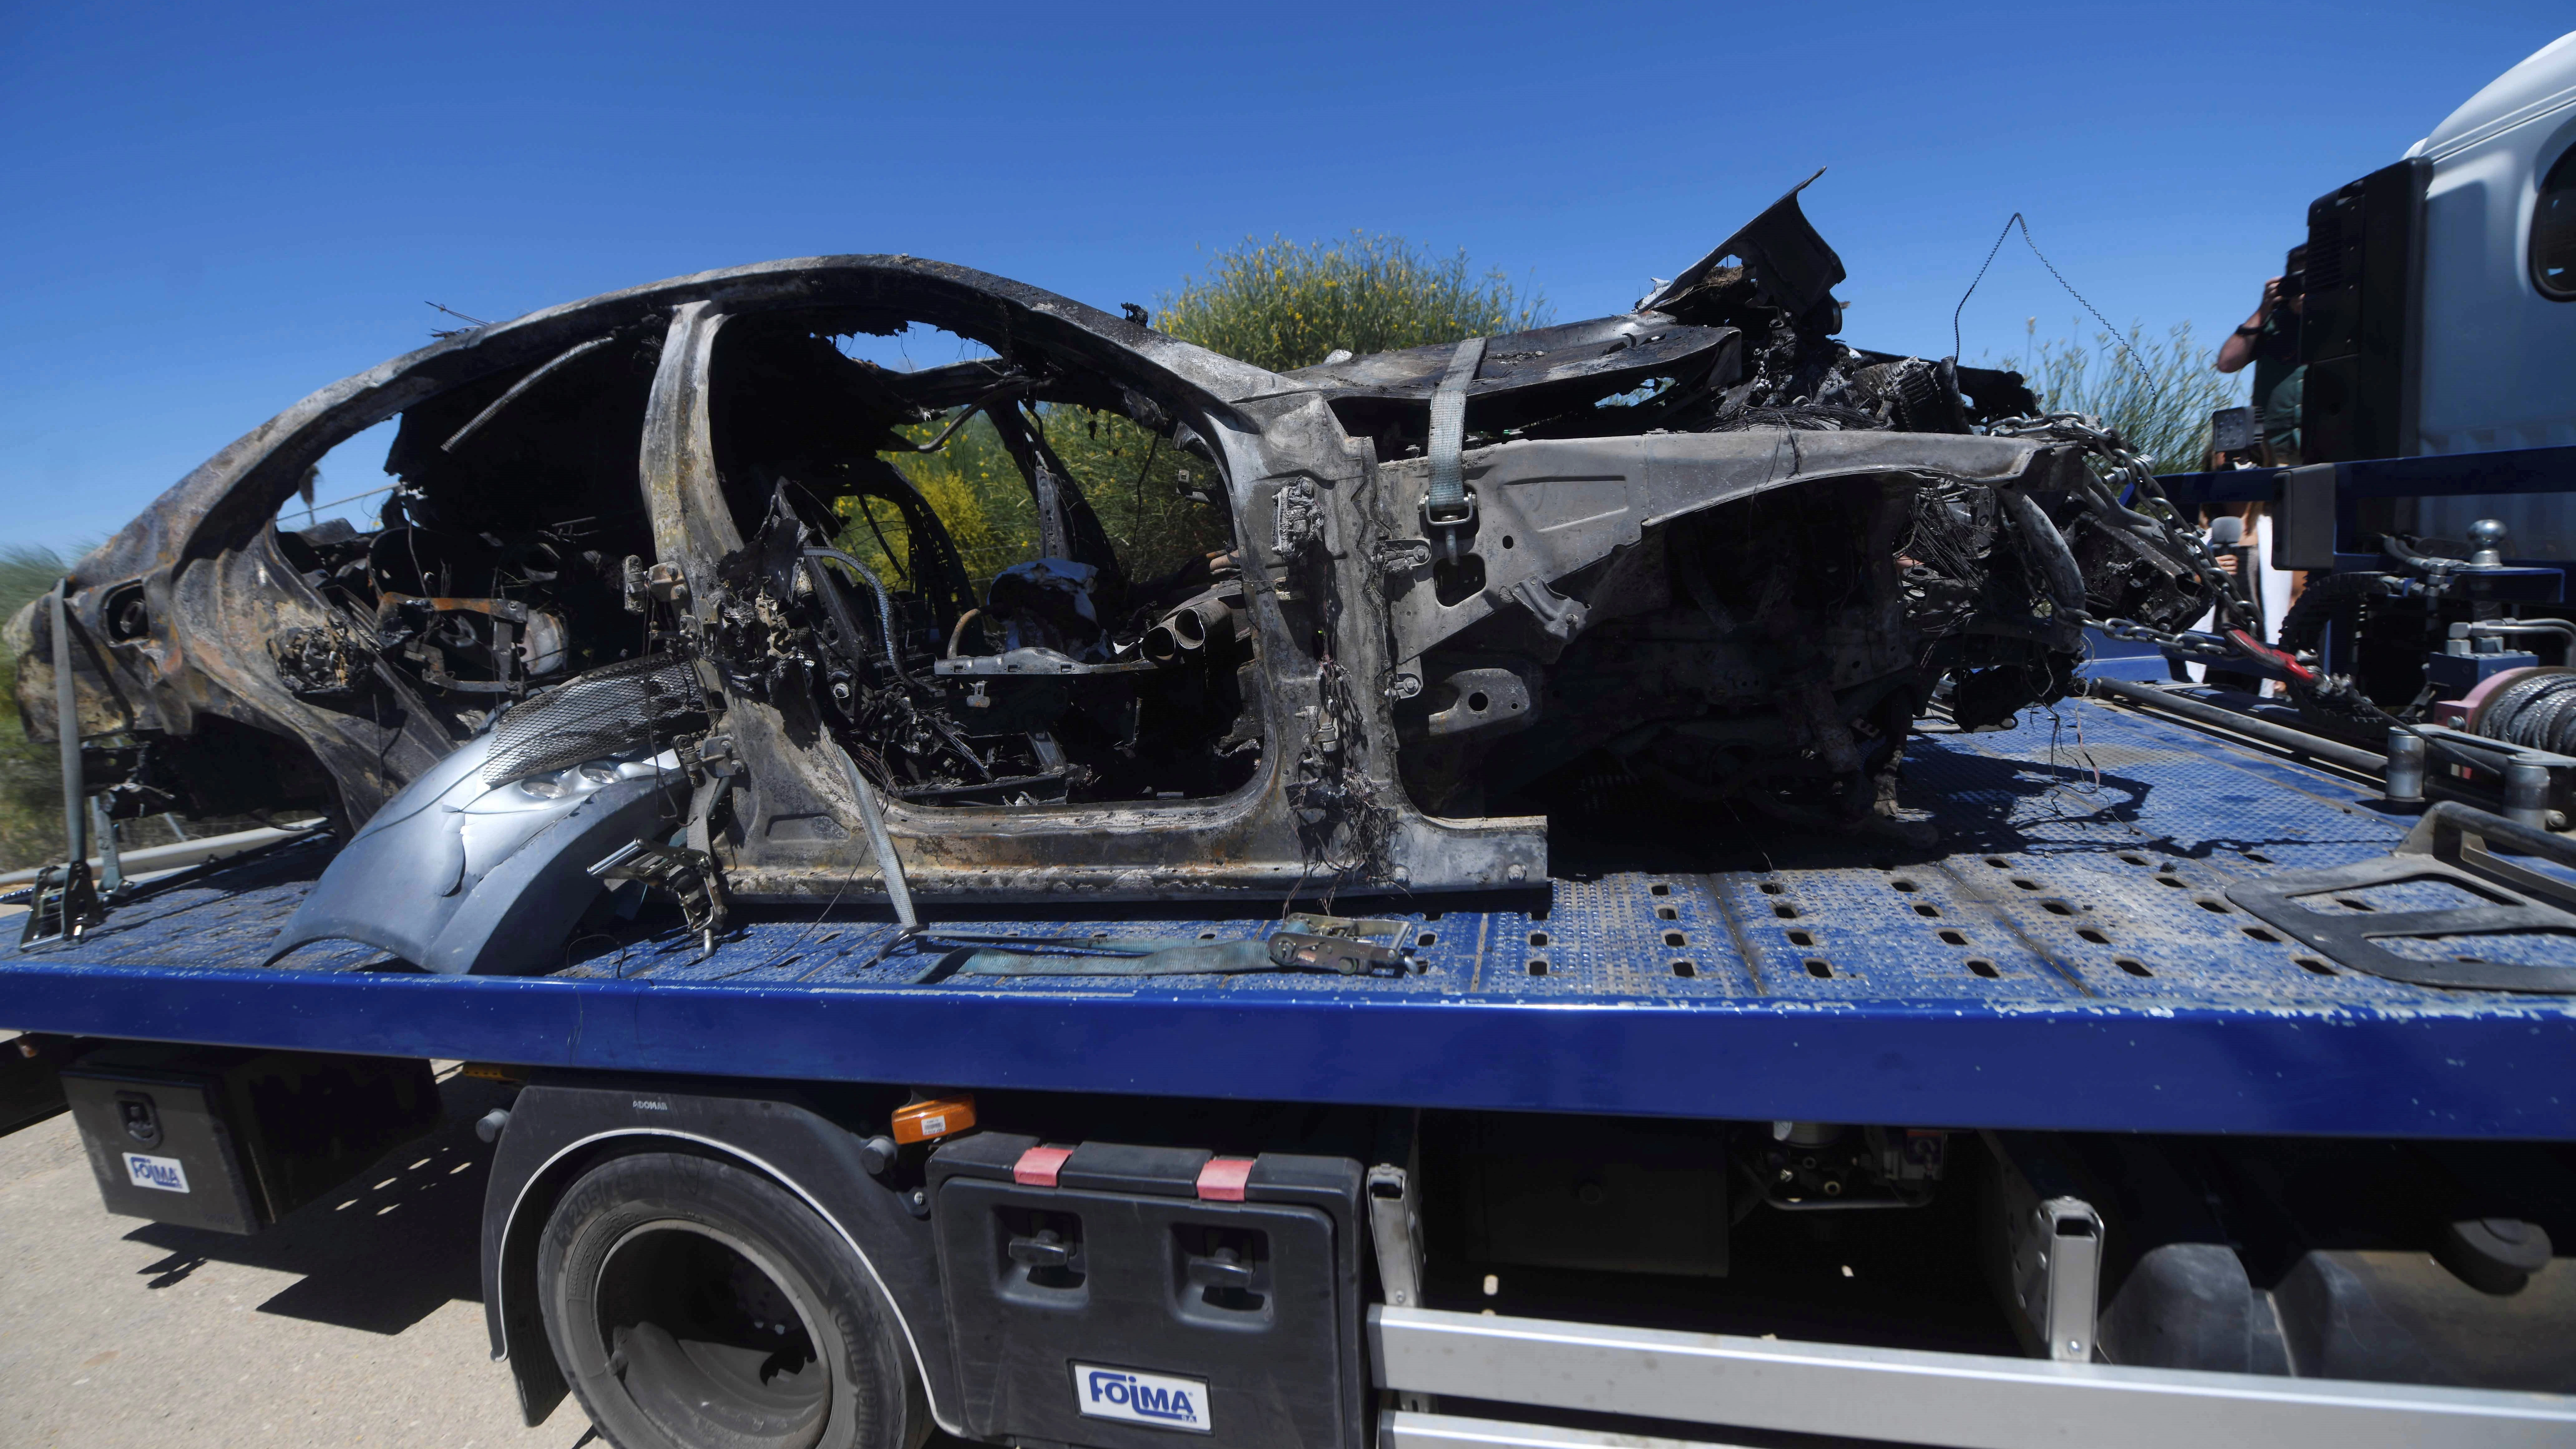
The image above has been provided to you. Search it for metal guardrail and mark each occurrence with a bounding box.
[0,822,323,890]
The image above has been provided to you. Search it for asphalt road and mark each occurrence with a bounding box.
[0,1067,588,1448]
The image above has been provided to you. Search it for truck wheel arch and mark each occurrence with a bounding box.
[481,1082,964,1437]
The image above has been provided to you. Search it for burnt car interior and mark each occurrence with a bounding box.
[698,307,1264,809]
[271,321,669,732]
[267,304,1267,818]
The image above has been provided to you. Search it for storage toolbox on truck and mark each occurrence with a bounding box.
[61,1042,439,1234]
[929,1132,1365,1449]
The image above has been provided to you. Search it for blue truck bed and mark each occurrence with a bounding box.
[6,695,2573,1139]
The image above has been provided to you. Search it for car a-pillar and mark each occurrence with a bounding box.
[483,1078,1369,1449]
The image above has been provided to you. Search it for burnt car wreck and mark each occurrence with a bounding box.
[12,179,2232,971]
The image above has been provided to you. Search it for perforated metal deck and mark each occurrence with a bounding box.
[7,696,2574,1138]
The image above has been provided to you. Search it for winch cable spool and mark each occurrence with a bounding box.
[2254,535,2576,763]
[2475,669,2576,756]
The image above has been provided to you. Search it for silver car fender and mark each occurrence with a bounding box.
[266,731,687,975]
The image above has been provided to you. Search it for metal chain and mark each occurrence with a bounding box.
[1984,410,2248,633]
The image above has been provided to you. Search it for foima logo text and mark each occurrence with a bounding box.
[124,1153,190,1193]
[1074,1364,1211,1433]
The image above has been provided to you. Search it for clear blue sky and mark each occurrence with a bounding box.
[3,1,2566,551]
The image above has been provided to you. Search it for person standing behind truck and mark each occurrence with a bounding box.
[2184,255,2309,689]
[2215,245,2307,463]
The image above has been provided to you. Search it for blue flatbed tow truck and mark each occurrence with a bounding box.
[7,694,2574,1449]
[7,697,2574,1139]
[21,39,2576,1446]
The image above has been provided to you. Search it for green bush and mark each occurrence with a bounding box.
[849,413,1037,591]
[0,544,74,871]
[1156,232,1550,374]
[846,407,1232,598]
[0,542,264,872]
[846,233,1549,595]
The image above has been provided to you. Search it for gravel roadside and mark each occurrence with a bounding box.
[0,1067,584,1448]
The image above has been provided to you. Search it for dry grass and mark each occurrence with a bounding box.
[2017,318,2248,473]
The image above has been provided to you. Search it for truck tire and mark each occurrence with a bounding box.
[537,1150,924,1449]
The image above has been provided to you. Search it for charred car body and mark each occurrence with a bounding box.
[11,181,2229,971]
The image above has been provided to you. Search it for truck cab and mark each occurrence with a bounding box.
[2412,30,2576,463]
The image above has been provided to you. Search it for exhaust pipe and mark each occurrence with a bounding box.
[1144,589,1240,664]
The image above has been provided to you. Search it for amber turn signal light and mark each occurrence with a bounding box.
[892,1095,976,1144]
